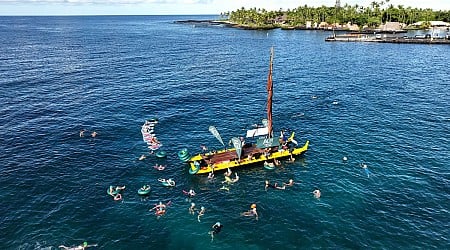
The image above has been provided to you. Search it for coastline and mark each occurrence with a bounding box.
[174,19,407,33]
[174,19,450,45]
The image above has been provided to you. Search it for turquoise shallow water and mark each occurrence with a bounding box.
[0,15,449,249]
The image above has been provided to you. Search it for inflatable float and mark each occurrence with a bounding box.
[138,185,151,195]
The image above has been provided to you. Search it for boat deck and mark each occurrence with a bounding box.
[188,140,309,174]
[203,144,265,165]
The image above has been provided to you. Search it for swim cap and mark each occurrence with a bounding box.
[251,204,257,208]
[216,222,221,226]
[191,203,195,206]
[201,206,205,210]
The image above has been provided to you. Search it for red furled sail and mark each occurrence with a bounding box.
[266,47,274,138]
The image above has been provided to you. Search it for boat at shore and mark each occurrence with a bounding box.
[180,47,309,175]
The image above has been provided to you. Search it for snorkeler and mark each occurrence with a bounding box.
[208,222,223,242]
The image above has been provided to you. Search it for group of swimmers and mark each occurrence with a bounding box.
[265,179,321,198]
[188,202,207,222]
[264,179,295,190]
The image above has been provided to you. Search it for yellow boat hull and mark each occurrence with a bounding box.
[188,140,309,174]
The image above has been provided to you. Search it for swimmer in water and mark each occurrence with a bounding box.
[241,204,258,220]
[231,172,239,183]
[208,222,223,242]
[313,189,321,198]
[189,202,196,215]
[187,188,196,197]
[150,201,167,217]
[361,162,371,177]
[59,242,97,250]
[154,164,165,171]
[284,179,294,187]
[224,168,232,177]
[222,175,232,184]
[197,206,205,222]
[208,171,214,180]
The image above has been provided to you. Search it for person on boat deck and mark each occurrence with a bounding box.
[209,222,223,242]
[280,130,287,142]
[197,206,206,222]
[189,202,196,215]
[242,204,258,220]
[240,136,245,147]
[201,145,208,154]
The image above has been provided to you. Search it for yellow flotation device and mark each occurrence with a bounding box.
[287,132,295,142]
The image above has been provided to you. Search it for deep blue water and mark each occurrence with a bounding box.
[0,15,449,249]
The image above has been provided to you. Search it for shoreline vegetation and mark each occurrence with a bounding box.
[177,2,450,32]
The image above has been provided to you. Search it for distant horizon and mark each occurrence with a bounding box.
[0,0,449,16]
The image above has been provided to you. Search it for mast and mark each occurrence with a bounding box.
[267,47,274,138]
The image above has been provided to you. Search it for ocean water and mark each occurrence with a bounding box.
[0,15,449,249]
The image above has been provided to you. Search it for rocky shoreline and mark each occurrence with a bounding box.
[174,19,408,32]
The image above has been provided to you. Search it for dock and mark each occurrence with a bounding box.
[325,34,450,44]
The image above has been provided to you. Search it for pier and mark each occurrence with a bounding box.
[325,35,450,44]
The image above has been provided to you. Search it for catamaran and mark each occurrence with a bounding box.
[178,47,309,174]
